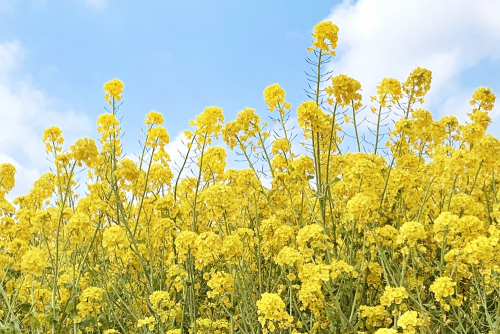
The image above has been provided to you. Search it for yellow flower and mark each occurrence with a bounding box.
[198,146,227,182]
[97,113,121,142]
[222,107,261,149]
[149,290,174,309]
[0,163,16,193]
[189,106,224,143]
[296,224,329,259]
[102,225,130,260]
[64,211,93,247]
[271,138,291,155]
[308,21,339,56]
[326,74,363,110]
[297,101,329,139]
[430,277,455,307]
[256,293,293,333]
[397,221,426,247]
[398,311,423,333]
[469,86,496,111]
[222,234,243,262]
[114,158,141,185]
[275,246,303,267]
[264,83,286,112]
[70,137,99,167]
[194,231,223,270]
[77,287,105,321]
[376,78,403,107]
[359,305,390,329]
[20,247,48,276]
[374,329,398,334]
[144,110,165,125]
[137,316,156,331]
[42,125,64,154]
[207,271,234,298]
[403,67,432,104]
[379,286,408,307]
[103,78,124,105]
[174,231,198,262]
[146,126,170,149]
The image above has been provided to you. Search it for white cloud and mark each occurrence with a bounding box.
[83,0,106,10]
[0,154,39,202]
[323,0,500,124]
[0,41,23,80]
[165,131,191,175]
[0,40,92,200]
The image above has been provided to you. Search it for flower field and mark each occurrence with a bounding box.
[1,21,499,334]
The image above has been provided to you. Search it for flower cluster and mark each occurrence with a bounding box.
[103,78,124,105]
[1,20,499,334]
[256,293,293,333]
[326,74,363,110]
[307,21,340,56]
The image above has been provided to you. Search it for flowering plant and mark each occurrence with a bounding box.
[0,21,499,334]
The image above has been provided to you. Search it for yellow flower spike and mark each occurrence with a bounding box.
[96,113,121,144]
[70,137,99,168]
[430,277,456,308]
[264,83,287,113]
[0,163,16,193]
[397,221,426,247]
[102,225,130,261]
[376,77,403,107]
[103,78,124,106]
[20,247,48,276]
[190,106,224,145]
[145,126,170,149]
[308,21,339,56]
[42,125,64,154]
[207,271,234,299]
[256,293,293,332]
[379,286,409,307]
[359,305,390,330]
[297,100,330,139]
[470,86,496,111]
[403,67,432,105]
[326,74,363,110]
[76,287,105,321]
[144,110,165,125]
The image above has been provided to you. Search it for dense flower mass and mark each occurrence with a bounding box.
[0,20,499,334]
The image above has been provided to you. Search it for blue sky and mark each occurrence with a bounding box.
[1,0,499,199]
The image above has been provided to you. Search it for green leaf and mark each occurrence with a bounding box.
[30,315,40,329]
[66,296,78,313]
[16,303,31,314]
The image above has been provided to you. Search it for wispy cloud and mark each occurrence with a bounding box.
[323,0,500,124]
[83,0,107,10]
[165,131,191,175]
[0,40,92,200]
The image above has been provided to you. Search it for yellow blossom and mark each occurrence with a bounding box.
[308,21,339,56]
[103,78,124,105]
